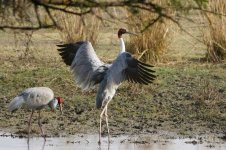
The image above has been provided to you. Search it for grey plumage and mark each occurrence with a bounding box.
[95,52,155,108]
[8,87,55,112]
[58,43,156,108]
[8,87,63,140]
[58,42,110,91]
[8,94,25,112]
[57,28,156,144]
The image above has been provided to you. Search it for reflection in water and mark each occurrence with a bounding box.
[0,134,226,150]
[98,141,110,150]
[27,138,46,150]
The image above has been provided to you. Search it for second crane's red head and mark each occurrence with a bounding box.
[118,28,127,38]
[56,97,63,104]
[56,97,63,114]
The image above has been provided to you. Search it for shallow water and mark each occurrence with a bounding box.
[0,134,226,150]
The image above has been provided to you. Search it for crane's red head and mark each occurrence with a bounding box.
[118,28,127,38]
[56,97,63,104]
[56,97,63,114]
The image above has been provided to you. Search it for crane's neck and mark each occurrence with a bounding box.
[119,38,126,54]
[48,98,58,110]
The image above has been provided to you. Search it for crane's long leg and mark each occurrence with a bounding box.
[38,110,46,141]
[27,135,30,149]
[98,104,107,145]
[105,101,110,144]
[28,110,34,140]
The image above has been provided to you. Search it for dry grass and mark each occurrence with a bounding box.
[56,10,101,46]
[9,30,35,59]
[126,0,172,64]
[200,0,226,62]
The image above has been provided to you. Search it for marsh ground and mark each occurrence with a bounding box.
[0,26,226,140]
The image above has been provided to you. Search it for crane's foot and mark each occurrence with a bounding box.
[98,140,101,145]
[27,133,31,141]
[42,135,46,141]
[27,136,30,144]
[108,139,111,144]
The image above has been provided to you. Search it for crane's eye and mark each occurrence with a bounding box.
[119,28,127,34]
[122,29,126,33]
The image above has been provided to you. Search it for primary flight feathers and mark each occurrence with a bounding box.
[57,41,156,89]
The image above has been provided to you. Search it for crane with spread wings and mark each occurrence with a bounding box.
[57,28,156,144]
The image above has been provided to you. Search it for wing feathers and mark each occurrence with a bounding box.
[57,41,109,90]
[123,53,156,84]
[138,63,155,73]
[138,71,153,84]
[57,42,86,66]
[137,60,154,67]
[57,41,86,66]
[138,66,156,79]
[138,70,155,82]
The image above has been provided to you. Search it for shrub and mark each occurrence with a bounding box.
[200,0,226,62]
[126,0,172,64]
[57,11,101,46]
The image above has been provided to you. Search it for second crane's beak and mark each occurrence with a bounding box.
[126,31,138,36]
[59,103,63,115]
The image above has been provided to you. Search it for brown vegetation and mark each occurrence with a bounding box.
[200,0,226,62]
[126,0,172,64]
[56,11,101,45]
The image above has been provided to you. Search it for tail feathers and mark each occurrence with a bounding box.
[96,79,107,109]
[96,94,103,109]
[96,85,104,109]
[8,96,25,112]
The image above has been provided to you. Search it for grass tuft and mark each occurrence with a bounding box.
[126,0,172,64]
[56,11,101,46]
[200,0,226,62]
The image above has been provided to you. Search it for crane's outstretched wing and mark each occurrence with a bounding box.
[57,41,110,90]
[95,52,156,108]
[107,52,156,85]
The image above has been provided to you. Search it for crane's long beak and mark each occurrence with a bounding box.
[59,104,63,115]
[126,31,138,36]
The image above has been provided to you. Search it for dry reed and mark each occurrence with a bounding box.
[126,1,172,64]
[56,10,101,46]
[200,0,226,62]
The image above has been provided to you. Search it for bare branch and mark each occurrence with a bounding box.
[34,4,42,27]
[0,25,55,30]
[44,6,57,27]
[31,0,91,16]
[1,0,222,33]
[141,15,162,33]
[192,7,226,17]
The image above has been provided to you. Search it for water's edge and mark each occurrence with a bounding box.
[0,133,226,150]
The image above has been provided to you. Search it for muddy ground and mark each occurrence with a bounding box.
[0,30,226,140]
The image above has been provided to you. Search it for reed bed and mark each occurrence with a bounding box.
[200,0,226,62]
[126,0,172,64]
[56,10,101,46]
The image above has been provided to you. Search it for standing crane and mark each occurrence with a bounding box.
[57,28,156,144]
[8,87,63,140]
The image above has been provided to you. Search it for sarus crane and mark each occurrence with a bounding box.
[8,87,63,140]
[57,28,156,144]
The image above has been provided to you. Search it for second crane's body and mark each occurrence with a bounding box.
[8,87,63,140]
[58,28,156,144]
[9,87,56,111]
